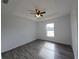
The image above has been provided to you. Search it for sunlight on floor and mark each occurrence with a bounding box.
[39,42,56,59]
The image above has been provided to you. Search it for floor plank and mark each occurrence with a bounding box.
[2,39,74,59]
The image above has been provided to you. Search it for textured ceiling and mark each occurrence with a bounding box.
[2,0,73,21]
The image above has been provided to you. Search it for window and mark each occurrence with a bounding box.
[46,23,54,37]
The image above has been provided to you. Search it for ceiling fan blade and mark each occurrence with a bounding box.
[35,9,40,13]
[40,12,46,14]
[40,14,43,17]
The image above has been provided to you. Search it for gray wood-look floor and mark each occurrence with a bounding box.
[2,39,74,59]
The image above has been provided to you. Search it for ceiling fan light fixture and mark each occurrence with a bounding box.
[29,9,46,18]
[35,14,41,18]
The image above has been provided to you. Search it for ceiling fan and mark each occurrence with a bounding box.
[29,9,46,18]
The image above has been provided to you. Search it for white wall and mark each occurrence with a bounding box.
[36,15,71,45]
[70,0,78,59]
[1,3,36,53]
